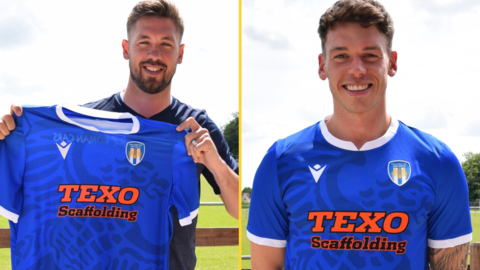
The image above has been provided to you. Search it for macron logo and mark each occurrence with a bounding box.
[309,164,327,183]
[56,141,72,160]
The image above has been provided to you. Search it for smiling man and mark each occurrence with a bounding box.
[0,1,238,269]
[247,0,471,269]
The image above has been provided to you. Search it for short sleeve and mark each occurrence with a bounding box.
[172,134,199,226]
[427,147,472,248]
[0,114,26,223]
[247,142,288,248]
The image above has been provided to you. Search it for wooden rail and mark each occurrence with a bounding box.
[0,227,238,248]
[0,229,9,249]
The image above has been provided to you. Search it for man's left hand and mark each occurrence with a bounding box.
[176,117,224,170]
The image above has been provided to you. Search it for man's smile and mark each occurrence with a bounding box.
[143,65,165,76]
[342,83,372,94]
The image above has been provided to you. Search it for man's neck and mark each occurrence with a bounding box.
[123,79,172,119]
[326,104,390,150]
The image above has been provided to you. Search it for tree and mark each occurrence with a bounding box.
[462,152,480,202]
[221,112,239,158]
[242,187,252,193]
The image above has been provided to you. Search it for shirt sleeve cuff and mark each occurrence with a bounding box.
[428,233,472,248]
[247,230,287,248]
[0,205,18,223]
[179,208,199,226]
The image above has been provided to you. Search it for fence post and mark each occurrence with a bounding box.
[471,243,480,270]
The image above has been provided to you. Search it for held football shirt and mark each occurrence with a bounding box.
[0,104,199,269]
[247,116,472,270]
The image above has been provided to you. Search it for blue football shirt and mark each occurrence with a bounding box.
[0,104,199,269]
[247,116,472,270]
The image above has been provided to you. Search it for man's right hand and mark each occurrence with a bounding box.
[0,104,23,140]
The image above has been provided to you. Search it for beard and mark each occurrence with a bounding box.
[129,59,176,94]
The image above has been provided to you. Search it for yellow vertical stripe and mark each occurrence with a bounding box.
[238,0,243,268]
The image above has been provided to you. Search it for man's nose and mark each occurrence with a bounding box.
[347,55,366,77]
[148,47,163,59]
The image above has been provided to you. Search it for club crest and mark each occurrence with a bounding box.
[126,141,145,166]
[388,160,411,186]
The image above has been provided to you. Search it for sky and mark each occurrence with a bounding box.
[0,0,239,129]
[242,0,480,188]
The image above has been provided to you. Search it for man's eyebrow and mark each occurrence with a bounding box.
[363,46,381,51]
[138,35,175,41]
[329,46,382,53]
[161,36,175,41]
[329,46,348,53]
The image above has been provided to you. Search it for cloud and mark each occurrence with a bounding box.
[0,74,45,96]
[409,104,449,130]
[412,0,480,15]
[0,1,43,50]
[462,120,480,136]
[244,25,293,50]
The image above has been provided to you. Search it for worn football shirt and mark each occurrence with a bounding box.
[247,116,472,270]
[0,104,199,269]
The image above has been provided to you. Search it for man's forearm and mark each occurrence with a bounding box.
[210,161,239,219]
[428,243,469,270]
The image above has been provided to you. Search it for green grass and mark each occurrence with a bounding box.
[241,208,251,269]
[0,249,10,269]
[0,218,8,229]
[197,177,239,269]
[0,176,239,269]
[471,212,480,242]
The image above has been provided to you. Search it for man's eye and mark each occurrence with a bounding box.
[334,54,346,59]
[365,54,377,58]
[139,41,149,45]
[162,43,172,47]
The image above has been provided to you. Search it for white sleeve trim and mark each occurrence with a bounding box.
[428,233,472,248]
[247,230,287,248]
[0,205,18,223]
[179,208,198,226]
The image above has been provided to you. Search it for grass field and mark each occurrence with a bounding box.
[240,209,480,269]
[0,176,239,270]
[241,208,251,270]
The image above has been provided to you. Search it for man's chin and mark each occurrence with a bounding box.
[139,87,165,95]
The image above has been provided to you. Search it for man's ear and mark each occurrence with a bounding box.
[318,53,328,80]
[388,51,398,77]
[122,39,130,60]
[177,44,185,64]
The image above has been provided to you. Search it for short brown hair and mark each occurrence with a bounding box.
[127,0,184,41]
[318,0,394,53]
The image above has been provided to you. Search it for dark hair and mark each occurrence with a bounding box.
[318,0,394,53]
[127,0,184,41]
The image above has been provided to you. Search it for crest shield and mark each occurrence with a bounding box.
[388,160,411,186]
[126,141,145,166]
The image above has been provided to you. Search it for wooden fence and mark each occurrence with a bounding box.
[0,227,238,248]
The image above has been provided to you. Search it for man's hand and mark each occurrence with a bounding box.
[176,117,224,170]
[176,117,239,219]
[428,243,469,270]
[0,104,23,140]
